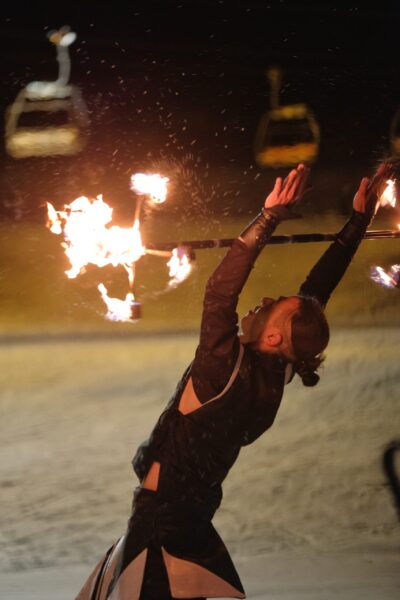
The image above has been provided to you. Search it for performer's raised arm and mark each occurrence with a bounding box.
[298,162,393,306]
[192,164,310,402]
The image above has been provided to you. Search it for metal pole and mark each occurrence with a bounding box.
[146,229,400,252]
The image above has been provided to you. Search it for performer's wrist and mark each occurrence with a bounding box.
[239,211,278,251]
[353,208,375,225]
[239,206,302,251]
[262,205,302,222]
[337,209,370,247]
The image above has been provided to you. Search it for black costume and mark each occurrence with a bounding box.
[75,207,370,600]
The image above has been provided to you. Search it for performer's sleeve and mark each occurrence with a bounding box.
[192,206,297,402]
[298,210,370,307]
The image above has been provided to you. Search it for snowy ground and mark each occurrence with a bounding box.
[0,328,399,599]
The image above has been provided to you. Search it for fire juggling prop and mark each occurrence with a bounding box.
[371,264,400,289]
[46,173,194,322]
[370,179,400,290]
[47,175,400,323]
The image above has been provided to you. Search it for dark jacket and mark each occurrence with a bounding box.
[78,207,371,600]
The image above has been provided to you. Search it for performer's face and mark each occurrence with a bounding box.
[240,297,274,340]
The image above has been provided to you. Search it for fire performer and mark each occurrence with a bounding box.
[76,161,392,600]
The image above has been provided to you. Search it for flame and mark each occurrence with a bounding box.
[370,180,399,290]
[46,202,63,234]
[167,247,192,287]
[370,264,400,289]
[98,284,139,322]
[47,177,195,322]
[46,195,145,279]
[380,179,397,208]
[130,173,169,203]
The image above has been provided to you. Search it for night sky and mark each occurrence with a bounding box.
[0,2,399,218]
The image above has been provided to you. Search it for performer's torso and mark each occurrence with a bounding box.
[132,345,286,516]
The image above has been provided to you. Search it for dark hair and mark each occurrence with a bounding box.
[377,154,400,177]
[293,355,325,387]
[291,296,330,387]
[252,295,329,386]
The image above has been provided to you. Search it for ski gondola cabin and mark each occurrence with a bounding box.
[4,26,88,159]
[254,102,320,169]
[5,83,88,159]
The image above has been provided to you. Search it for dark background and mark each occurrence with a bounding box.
[1,1,399,221]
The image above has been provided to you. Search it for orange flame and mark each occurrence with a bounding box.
[46,202,63,234]
[130,173,169,203]
[47,176,194,321]
[380,179,397,208]
[167,247,192,287]
[98,284,139,322]
[370,264,400,289]
[46,195,145,279]
[370,180,399,290]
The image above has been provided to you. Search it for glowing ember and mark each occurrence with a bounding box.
[98,284,141,322]
[370,264,400,289]
[46,195,145,279]
[130,173,169,203]
[167,247,192,287]
[380,179,397,208]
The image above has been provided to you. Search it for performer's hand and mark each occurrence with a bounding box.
[353,162,394,217]
[264,163,311,209]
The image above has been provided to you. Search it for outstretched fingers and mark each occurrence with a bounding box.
[273,177,283,195]
[360,177,370,193]
[265,164,311,208]
[353,177,370,213]
[292,164,311,201]
[284,164,310,203]
[282,168,299,197]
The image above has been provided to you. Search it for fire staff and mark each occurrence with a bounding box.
[75,161,392,600]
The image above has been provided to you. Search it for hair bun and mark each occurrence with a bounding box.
[295,360,321,387]
[301,370,320,387]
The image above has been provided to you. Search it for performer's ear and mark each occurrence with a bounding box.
[259,328,282,349]
[266,330,282,347]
